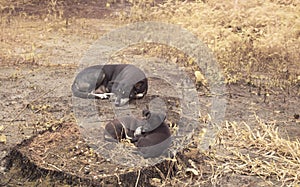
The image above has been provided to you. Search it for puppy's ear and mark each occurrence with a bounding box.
[142,109,151,118]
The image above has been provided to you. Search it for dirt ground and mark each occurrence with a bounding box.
[1,59,299,186]
[0,1,299,186]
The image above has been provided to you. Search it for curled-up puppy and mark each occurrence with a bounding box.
[134,110,171,158]
[72,64,148,106]
[104,110,171,158]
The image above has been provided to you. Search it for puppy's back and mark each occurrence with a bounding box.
[135,123,171,158]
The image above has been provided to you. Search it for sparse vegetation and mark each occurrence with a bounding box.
[125,0,300,89]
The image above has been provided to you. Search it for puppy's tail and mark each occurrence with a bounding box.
[71,83,96,99]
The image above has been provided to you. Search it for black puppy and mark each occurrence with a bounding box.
[135,110,171,158]
[104,110,171,158]
[72,64,148,106]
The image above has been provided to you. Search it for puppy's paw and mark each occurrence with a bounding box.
[134,126,142,137]
[90,93,109,99]
[97,94,108,99]
[100,94,109,99]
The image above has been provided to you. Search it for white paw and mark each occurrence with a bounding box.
[100,94,109,99]
[91,93,108,99]
[134,126,142,137]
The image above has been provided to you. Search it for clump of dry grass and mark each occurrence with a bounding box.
[125,0,300,89]
[161,116,300,186]
[206,118,300,186]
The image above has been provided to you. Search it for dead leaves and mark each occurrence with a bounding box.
[0,135,6,144]
[0,125,6,144]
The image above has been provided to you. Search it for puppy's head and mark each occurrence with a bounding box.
[141,110,166,133]
[111,82,131,106]
[111,80,147,107]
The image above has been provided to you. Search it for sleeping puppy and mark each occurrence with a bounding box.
[104,110,171,158]
[72,64,148,106]
[135,110,171,158]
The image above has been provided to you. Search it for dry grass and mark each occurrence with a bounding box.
[157,116,300,186]
[0,0,114,66]
[207,118,300,186]
[125,0,300,88]
[122,1,300,185]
